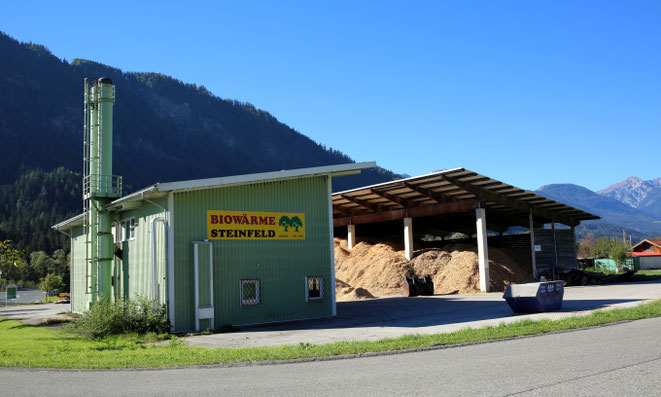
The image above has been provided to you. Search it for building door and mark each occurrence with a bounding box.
[153,220,167,306]
[193,240,214,331]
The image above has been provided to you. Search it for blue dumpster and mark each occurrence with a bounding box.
[503,281,564,313]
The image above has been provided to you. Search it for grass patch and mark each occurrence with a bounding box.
[638,270,661,276]
[40,296,59,304]
[1,299,661,369]
[592,268,618,275]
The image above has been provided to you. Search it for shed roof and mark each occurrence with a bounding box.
[53,162,375,231]
[332,168,600,228]
[630,252,661,257]
[632,238,661,252]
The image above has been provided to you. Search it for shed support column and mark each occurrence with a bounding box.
[552,221,558,269]
[404,217,413,261]
[529,211,538,280]
[571,225,577,268]
[347,224,356,250]
[475,207,490,292]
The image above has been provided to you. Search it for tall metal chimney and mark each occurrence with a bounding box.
[83,78,122,304]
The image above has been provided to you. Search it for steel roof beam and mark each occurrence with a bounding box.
[369,188,410,207]
[340,194,383,213]
[333,199,479,227]
[403,181,458,204]
[440,175,579,226]
[332,204,359,216]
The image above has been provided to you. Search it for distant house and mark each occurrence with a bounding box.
[631,238,661,270]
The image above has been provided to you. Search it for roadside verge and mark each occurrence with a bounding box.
[1,299,660,369]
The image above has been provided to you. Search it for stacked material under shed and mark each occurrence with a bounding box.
[334,238,532,301]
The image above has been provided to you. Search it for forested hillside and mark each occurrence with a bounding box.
[0,31,399,284]
[0,167,79,253]
[0,32,396,191]
[1,30,658,286]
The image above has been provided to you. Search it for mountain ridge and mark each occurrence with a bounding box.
[0,31,398,254]
[0,31,398,191]
[597,176,661,218]
[535,182,661,240]
[1,30,660,255]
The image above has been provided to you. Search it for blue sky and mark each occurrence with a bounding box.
[2,1,659,191]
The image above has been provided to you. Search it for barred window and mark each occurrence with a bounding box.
[306,276,324,301]
[240,279,260,306]
[118,217,136,241]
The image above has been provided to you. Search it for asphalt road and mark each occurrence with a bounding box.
[0,303,70,324]
[1,288,44,305]
[2,317,660,396]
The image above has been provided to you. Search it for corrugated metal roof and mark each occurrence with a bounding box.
[51,213,86,230]
[332,168,600,228]
[630,252,661,257]
[157,162,374,193]
[54,162,376,230]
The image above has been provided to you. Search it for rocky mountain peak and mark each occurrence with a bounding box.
[597,177,661,211]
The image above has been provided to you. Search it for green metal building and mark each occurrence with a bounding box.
[53,77,374,332]
[56,157,374,332]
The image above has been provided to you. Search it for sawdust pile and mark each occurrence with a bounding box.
[335,237,531,301]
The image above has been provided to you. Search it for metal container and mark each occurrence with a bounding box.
[503,281,564,313]
[402,275,434,297]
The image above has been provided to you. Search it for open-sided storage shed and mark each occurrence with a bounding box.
[332,168,600,291]
[54,162,374,332]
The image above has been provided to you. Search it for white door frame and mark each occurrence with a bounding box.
[193,240,214,331]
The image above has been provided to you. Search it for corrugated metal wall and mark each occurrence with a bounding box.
[69,197,168,312]
[117,198,168,306]
[172,175,332,331]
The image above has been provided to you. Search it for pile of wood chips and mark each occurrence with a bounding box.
[334,237,533,301]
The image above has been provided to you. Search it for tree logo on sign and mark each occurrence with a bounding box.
[278,216,303,232]
[290,216,303,232]
[279,216,292,231]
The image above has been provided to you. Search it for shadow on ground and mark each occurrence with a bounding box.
[235,295,639,333]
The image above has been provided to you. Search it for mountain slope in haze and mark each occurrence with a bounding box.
[598,177,661,219]
[0,31,397,192]
[536,183,661,238]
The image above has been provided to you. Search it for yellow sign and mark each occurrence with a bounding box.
[207,210,305,240]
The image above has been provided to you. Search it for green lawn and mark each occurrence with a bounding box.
[1,299,661,369]
[638,270,661,276]
[40,296,59,304]
[585,269,661,276]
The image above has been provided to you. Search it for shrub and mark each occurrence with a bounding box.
[16,279,37,288]
[39,273,64,295]
[609,242,630,273]
[69,297,169,339]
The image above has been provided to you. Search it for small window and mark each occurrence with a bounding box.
[112,223,121,243]
[240,279,260,306]
[306,276,324,301]
[119,217,136,242]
